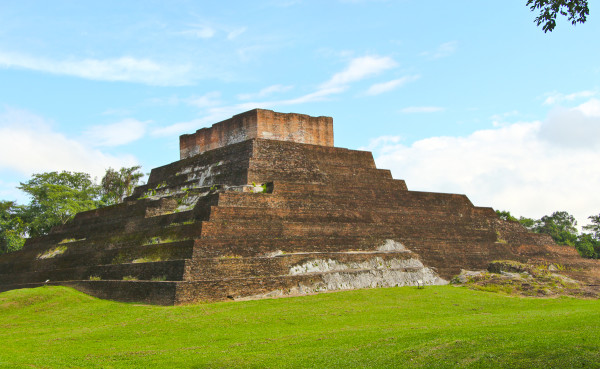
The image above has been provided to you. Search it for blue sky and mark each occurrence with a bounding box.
[1,0,599,225]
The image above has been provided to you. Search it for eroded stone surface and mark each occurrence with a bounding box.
[377,239,410,252]
[288,256,423,275]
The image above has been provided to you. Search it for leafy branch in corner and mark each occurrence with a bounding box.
[527,0,589,32]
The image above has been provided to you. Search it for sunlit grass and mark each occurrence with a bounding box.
[0,285,599,368]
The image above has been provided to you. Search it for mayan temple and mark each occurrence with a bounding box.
[0,109,597,304]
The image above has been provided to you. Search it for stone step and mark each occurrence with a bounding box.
[271,179,408,194]
[183,251,418,280]
[0,260,187,285]
[207,205,486,224]
[247,167,392,185]
[47,209,197,242]
[2,223,203,274]
[251,139,377,168]
[174,267,445,304]
[214,190,477,213]
[199,219,498,241]
[189,236,404,258]
[0,240,195,275]
[0,280,179,305]
[22,207,200,252]
[142,139,254,191]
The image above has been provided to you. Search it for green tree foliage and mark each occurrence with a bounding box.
[575,233,599,259]
[18,171,101,238]
[100,165,144,205]
[494,210,536,230]
[496,210,518,222]
[0,201,26,254]
[497,209,599,259]
[527,0,589,32]
[533,211,579,246]
[0,167,146,255]
[577,214,600,258]
[583,214,600,240]
[518,216,537,230]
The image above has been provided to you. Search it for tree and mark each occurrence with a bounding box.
[18,171,101,238]
[583,214,600,240]
[0,201,26,254]
[575,233,599,259]
[495,210,539,231]
[533,211,578,246]
[100,165,144,205]
[496,210,518,222]
[518,216,537,231]
[527,0,589,32]
[497,208,599,259]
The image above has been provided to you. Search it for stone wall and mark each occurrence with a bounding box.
[179,109,333,159]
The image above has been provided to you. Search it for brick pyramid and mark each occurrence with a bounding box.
[0,109,596,304]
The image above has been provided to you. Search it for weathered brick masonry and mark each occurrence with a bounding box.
[1,109,598,304]
[179,109,333,159]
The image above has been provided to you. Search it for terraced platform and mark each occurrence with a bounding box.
[1,109,597,304]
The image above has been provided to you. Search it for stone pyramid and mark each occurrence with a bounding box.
[0,109,596,304]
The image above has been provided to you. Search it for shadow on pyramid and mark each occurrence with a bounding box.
[1,109,598,304]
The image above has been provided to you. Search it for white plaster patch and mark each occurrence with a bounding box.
[188,164,214,186]
[240,255,450,299]
[453,270,488,283]
[318,267,446,290]
[377,239,410,252]
[225,129,250,147]
[262,250,285,258]
[289,257,423,275]
[175,166,193,176]
[245,266,447,300]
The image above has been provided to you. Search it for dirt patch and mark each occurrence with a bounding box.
[452,260,598,298]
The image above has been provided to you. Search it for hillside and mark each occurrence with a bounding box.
[1,285,599,368]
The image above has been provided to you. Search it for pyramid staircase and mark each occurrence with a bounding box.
[0,110,597,304]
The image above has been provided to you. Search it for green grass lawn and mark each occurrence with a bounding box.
[1,285,599,368]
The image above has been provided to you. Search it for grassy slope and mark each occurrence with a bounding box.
[1,286,599,369]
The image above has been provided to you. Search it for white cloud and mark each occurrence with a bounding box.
[422,41,458,59]
[84,119,149,147]
[368,100,600,224]
[276,86,345,105]
[0,51,194,86]
[269,0,303,7]
[0,107,138,178]
[490,110,520,127]
[179,25,216,39]
[238,84,294,100]
[320,55,397,89]
[101,108,133,116]
[146,92,222,109]
[365,75,420,95]
[362,135,403,151]
[577,98,600,116]
[401,106,445,113]
[227,27,247,40]
[539,98,600,149]
[186,91,222,108]
[543,90,597,105]
[152,55,396,137]
[151,119,209,137]
[151,101,274,137]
